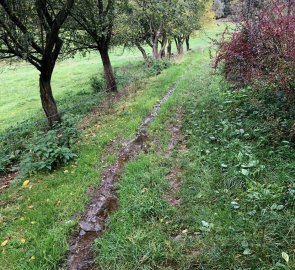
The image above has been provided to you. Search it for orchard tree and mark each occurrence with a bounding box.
[114,4,151,64]
[173,0,206,54]
[124,0,175,60]
[0,0,75,126]
[122,0,206,60]
[212,0,225,18]
[68,0,123,92]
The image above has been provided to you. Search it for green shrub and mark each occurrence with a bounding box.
[148,59,172,76]
[90,75,106,93]
[19,115,80,176]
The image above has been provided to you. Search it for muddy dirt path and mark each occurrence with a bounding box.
[67,82,180,270]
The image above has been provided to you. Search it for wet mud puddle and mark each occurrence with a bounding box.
[68,83,178,270]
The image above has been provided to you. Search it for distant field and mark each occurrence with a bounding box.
[0,49,142,131]
[0,23,224,132]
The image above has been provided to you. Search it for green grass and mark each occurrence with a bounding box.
[0,51,142,131]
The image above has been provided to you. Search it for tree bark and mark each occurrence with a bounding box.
[159,34,167,58]
[136,43,149,65]
[167,40,172,59]
[39,71,61,126]
[152,30,161,59]
[152,41,159,59]
[99,47,117,92]
[185,35,190,51]
[175,37,184,55]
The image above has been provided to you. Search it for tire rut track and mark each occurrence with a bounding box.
[67,82,180,270]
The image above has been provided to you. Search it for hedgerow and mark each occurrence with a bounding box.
[215,0,295,104]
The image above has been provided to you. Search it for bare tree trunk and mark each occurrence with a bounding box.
[152,30,161,59]
[39,71,61,126]
[136,43,149,65]
[185,35,190,51]
[175,37,184,55]
[99,47,117,92]
[159,34,167,58]
[167,40,172,59]
[152,41,159,59]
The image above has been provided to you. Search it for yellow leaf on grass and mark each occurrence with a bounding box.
[1,240,8,247]
[31,221,36,224]
[29,256,35,261]
[20,238,26,244]
[22,180,30,187]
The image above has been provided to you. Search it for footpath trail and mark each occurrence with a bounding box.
[68,82,181,269]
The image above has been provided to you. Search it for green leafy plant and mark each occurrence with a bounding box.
[90,75,106,93]
[20,115,80,176]
[148,59,172,76]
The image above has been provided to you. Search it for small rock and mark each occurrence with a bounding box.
[79,221,101,232]
[173,235,182,241]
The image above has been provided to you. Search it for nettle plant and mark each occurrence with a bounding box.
[215,0,295,102]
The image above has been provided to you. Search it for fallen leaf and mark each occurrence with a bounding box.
[31,221,36,224]
[241,169,249,176]
[20,238,26,244]
[282,252,289,263]
[22,180,30,187]
[1,240,8,247]
[29,256,35,261]
[243,248,251,255]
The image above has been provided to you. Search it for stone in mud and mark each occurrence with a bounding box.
[79,221,102,232]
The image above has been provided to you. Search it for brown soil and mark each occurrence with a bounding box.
[165,108,186,207]
[0,171,18,193]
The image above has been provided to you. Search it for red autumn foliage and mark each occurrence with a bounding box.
[215,0,295,99]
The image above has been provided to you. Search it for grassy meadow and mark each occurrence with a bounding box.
[0,49,141,131]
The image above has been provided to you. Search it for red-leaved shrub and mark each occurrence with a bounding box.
[215,0,295,100]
